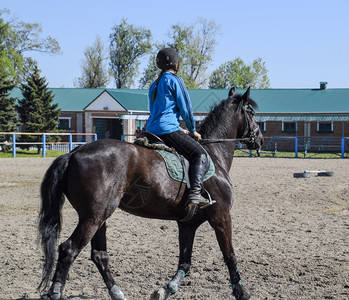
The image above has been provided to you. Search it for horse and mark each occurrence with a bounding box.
[38,87,263,300]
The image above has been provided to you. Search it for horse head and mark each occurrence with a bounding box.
[231,87,264,150]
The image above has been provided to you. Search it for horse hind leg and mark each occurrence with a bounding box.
[41,218,104,300]
[91,222,127,300]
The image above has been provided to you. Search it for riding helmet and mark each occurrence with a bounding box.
[156,48,180,71]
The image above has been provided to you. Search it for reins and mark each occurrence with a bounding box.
[199,138,249,145]
[200,97,259,146]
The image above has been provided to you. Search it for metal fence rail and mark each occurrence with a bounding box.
[1,133,348,158]
[235,136,348,158]
[0,132,97,157]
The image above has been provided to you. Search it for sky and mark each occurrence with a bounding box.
[2,0,349,89]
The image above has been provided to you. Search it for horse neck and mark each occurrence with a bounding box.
[205,142,236,172]
[202,110,241,172]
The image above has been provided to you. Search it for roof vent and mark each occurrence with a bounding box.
[320,81,328,90]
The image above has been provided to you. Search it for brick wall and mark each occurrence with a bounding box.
[261,120,349,152]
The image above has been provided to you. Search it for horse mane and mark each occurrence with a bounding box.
[198,92,258,138]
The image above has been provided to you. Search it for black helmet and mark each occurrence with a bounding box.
[156,48,180,71]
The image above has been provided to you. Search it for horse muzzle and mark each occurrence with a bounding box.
[245,130,264,150]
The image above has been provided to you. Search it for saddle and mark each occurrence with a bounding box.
[134,132,215,187]
[134,132,216,221]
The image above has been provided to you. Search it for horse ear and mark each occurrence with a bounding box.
[242,87,251,103]
[228,87,235,98]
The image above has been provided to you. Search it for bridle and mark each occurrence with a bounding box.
[200,100,260,146]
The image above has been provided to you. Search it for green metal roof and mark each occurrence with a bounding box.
[9,87,349,115]
[106,90,149,111]
[11,87,105,111]
[190,88,349,114]
[255,114,349,121]
[249,89,349,113]
[52,88,104,111]
[188,89,229,112]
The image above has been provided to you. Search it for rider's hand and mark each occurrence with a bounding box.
[182,129,190,135]
[192,131,202,141]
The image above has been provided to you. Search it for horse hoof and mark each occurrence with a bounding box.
[233,284,250,300]
[41,282,63,300]
[40,294,61,300]
[150,287,167,300]
[109,284,126,300]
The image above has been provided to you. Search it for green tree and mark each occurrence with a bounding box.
[0,9,61,84]
[140,19,219,88]
[17,67,60,153]
[139,42,165,88]
[169,19,219,88]
[75,36,109,88]
[0,75,19,151]
[109,18,152,88]
[0,9,21,83]
[209,57,270,89]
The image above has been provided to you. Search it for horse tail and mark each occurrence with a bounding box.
[38,153,71,291]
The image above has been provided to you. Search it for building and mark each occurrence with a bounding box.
[10,82,349,151]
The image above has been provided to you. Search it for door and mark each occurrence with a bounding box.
[94,118,123,140]
[95,119,107,140]
[111,119,122,140]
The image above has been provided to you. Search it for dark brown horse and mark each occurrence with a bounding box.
[38,87,263,300]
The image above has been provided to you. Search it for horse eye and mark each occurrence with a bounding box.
[246,107,255,115]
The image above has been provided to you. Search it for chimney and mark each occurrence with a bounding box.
[320,81,328,90]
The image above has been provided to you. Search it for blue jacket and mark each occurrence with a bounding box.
[146,72,196,135]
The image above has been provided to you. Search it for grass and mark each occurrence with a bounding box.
[234,149,348,159]
[1,149,348,159]
[0,150,65,158]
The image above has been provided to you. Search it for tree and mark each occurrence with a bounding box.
[209,57,271,89]
[0,9,61,85]
[17,67,60,153]
[138,42,165,89]
[170,19,219,88]
[0,9,20,83]
[140,18,219,89]
[109,18,152,88]
[0,75,19,151]
[75,36,109,88]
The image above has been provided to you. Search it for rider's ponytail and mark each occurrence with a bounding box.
[152,71,164,102]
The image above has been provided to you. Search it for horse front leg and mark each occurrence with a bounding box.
[150,219,204,300]
[91,222,127,300]
[209,212,250,300]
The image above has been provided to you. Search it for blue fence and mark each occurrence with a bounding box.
[236,136,349,158]
[2,133,348,158]
[0,132,97,157]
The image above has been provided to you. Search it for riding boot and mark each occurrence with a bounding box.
[188,154,215,207]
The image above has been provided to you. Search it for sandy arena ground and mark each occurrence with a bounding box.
[0,156,348,300]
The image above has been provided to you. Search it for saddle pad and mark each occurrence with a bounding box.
[155,150,215,183]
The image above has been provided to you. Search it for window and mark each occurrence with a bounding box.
[58,117,71,130]
[317,121,333,133]
[282,122,297,133]
[257,121,266,132]
[135,120,145,131]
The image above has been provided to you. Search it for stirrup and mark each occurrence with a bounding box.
[189,189,216,209]
[200,189,216,208]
